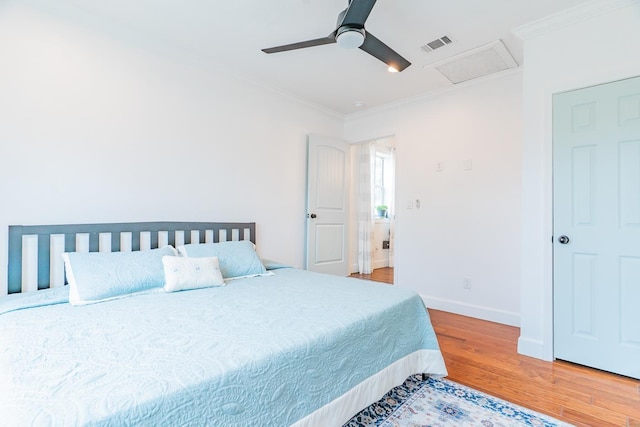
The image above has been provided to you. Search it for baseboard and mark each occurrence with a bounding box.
[420,295,520,327]
[373,259,389,269]
[517,336,553,361]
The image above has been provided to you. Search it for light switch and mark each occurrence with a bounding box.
[464,159,473,171]
[406,200,413,209]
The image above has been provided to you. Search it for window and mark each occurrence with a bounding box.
[373,150,393,217]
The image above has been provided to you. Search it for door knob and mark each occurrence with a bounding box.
[557,235,570,244]
[308,213,317,219]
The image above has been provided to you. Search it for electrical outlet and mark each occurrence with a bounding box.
[463,277,471,289]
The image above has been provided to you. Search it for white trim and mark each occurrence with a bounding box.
[344,68,523,121]
[512,0,637,39]
[421,295,520,327]
[350,263,360,274]
[517,336,551,361]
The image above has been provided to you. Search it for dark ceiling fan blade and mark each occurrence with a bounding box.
[359,32,411,71]
[262,36,336,54]
[340,0,377,27]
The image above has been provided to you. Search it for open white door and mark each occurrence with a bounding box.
[306,134,350,276]
[553,76,640,379]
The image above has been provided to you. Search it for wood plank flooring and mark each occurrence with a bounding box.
[349,267,394,283]
[350,267,640,427]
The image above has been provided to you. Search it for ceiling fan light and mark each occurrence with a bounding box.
[336,28,365,49]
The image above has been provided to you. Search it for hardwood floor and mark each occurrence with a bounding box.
[430,310,640,427]
[350,267,394,283]
[351,268,640,427]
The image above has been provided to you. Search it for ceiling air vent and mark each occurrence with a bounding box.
[433,40,518,84]
[421,35,453,53]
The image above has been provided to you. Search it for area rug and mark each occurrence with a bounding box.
[343,374,574,427]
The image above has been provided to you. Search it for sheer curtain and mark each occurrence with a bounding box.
[357,142,375,274]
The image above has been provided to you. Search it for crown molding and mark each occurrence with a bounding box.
[512,0,638,40]
[345,67,523,121]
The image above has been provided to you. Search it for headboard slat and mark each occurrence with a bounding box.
[89,233,99,253]
[37,234,51,290]
[64,233,76,254]
[111,233,120,253]
[7,222,256,294]
[8,226,23,295]
[167,231,176,248]
[131,231,141,252]
[150,231,159,250]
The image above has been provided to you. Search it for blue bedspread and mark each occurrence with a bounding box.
[0,268,445,426]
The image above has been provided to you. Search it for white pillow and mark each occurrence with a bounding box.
[162,256,225,292]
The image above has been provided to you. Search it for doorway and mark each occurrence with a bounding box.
[553,75,640,379]
[349,136,396,284]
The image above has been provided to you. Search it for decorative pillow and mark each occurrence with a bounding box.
[177,240,268,279]
[63,246,177,305]
[162,256,225,292]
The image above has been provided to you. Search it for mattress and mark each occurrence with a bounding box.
[0,268,446,426]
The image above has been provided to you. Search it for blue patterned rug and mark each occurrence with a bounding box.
[343,375,574,427]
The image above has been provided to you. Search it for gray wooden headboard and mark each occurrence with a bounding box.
[7,221,256,295]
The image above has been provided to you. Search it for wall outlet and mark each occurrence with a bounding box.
[463,277,471,289]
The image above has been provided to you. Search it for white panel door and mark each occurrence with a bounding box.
[306,134,350,276]
[553,76,640,379]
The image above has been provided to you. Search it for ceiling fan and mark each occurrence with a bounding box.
[262,0,411,72]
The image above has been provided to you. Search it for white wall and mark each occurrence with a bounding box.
[344,71,523,326]
[0,3,343,294]
[517,1,640,359]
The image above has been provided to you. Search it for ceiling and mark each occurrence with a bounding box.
[23,0,592,115]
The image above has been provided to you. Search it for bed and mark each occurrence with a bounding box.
[1,221,447,426]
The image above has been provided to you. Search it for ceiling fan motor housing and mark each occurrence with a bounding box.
[336,26,366,48]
